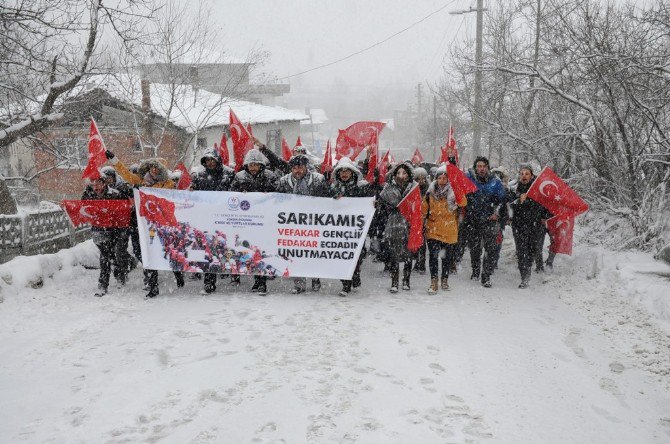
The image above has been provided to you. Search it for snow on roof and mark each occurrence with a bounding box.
[87,73,309,132]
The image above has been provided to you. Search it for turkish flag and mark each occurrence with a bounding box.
[218,133,230,166]
[246,122,253,136]
[447,163,477,202]
[546,215,575,255]
[447,126,458,164]
[138,191,179,227]
[366,132,379,183]
[229,109,254,172]
[335,121,385,161]
[295,136,302,148]
[174,162,192,190]
[527,167,589,217]
[81,118,108,180]
[397,184,424,252]
[411,148,424,164]
[281,137,292,161]
[321,139,333,174]
[62,199,133,228]
[378,150,390,185]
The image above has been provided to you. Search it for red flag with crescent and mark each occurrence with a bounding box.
[439,126,459,165]
[229,109,254,172]
[295,136,302,148]
[62,200,133,228]
[546,215,575,255]
[365,132,379,183]
[281,137,292,161]
[81,118,108,180]
[321,139,333,174]
[218,133,230,166]
[174,163,192,190]
[397,184,424,252]
[335,121,385,161]
[447,163,478,203]
[411,148,424,165]
[138,191,178,227]
[378,150,390,185]
[527,167,589,217]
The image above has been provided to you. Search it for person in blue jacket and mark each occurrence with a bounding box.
[462,156,507,288]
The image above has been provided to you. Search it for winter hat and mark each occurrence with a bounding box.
[289,155,310,168]
[292,145,307,155]
[473,156,490,170]
[243,149,269,166]
[333,156,362,181]
[200,147,221,167]
[434,164,448,178]
[100,166,116,181]
[413,167,428,179]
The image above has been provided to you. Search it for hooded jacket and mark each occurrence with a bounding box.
[191,148,234,191]
[230,149,278,193]
[331,157,373,198]
[276,169,331,197]
[378,161,415,261]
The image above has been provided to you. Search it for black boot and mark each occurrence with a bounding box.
[390,270,399,293]
[175,272,185,288]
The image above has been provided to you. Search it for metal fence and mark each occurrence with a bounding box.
[0,209,90,263]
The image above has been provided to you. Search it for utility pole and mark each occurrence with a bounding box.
[433,96,437,162]
[450,0,487,158]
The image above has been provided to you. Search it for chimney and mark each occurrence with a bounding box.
[141,79,152,137]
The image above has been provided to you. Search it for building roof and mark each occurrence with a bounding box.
[91,73,308,132]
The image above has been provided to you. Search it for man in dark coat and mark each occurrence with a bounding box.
[276,154,331,293]
[462,156,507,288]
[510,165,552,288]
[230,149,278,295]
[82,177,128,296]
[191,148,235,294]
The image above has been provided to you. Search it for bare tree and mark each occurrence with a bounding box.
[436,0,670,249]
[0,0,156,149]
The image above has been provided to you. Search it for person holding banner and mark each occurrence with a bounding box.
[463,156,507,288]
[82,177,129,297]
[277,154,332,294]
[422,164,467,294]
[331,157,374,296]
[230,149,279,295]
[379,161,416,293]
[510,165,553,288]
[190,147,235,294]
[105,150,185,298]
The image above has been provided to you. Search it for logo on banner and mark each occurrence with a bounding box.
[240,200,250,211]
[227,196,240,210]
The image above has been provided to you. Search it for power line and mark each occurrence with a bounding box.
[277,0,460,81]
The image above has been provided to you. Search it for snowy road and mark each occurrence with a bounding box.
[1,241,669,443]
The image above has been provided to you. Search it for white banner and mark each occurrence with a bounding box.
[134,188,375,280]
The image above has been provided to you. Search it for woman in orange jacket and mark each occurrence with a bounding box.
[422,164,467,294]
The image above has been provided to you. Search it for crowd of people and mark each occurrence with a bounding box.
[81,139,558,299]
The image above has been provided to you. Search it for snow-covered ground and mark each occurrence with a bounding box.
[1,230,669,443]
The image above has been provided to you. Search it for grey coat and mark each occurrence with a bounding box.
[378,162,415,262]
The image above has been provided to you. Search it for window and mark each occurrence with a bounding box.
[266,129,282,154]
[53,137,88,169]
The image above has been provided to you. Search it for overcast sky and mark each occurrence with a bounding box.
[212,0,474,91]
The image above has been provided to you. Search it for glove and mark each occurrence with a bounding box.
[105,150,115,160]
